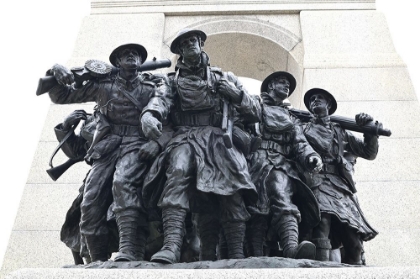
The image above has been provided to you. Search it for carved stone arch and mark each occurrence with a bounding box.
[163,16,305,104]
[164,17,301,52]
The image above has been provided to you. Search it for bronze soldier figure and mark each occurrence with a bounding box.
[141,29,260,263]
[302,88,378,265]
[246,72,322,259]
[51,110,119,264]
[47,43,170,262]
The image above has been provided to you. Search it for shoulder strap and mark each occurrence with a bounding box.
[332,123,344,156]
[119,87,144,112]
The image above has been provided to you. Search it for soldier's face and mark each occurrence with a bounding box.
[309,93,330,115]
[269,77,290,101]
[179,35,201,59]
[117,48,142,70]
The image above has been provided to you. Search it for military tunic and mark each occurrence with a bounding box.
[143,56,260,222]
[49,73,169,237]
[303,116,378,243]
[247,97,320,232]
[54,116,118,259]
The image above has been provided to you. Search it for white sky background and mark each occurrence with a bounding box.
[0,0,418,268]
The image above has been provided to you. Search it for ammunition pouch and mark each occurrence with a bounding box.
[259,139,291,156]
[232,127,261,156]
[321,163,338,174]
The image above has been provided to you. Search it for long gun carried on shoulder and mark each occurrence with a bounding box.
[288,108,392,137]
[36,58,172,96]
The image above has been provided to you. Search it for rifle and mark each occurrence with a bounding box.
[222,101,234,148]
[36,58,172,96]
[218,71,234,148]
[288,108,392,137]
[46,157,83,181]
[46,113,92,181]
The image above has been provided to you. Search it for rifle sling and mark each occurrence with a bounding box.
[48,125,78,168]
[117,81,146,113]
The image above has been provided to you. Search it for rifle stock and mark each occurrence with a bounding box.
[289,108,392,137]
[36,76,58,96]
[46,157,83,181]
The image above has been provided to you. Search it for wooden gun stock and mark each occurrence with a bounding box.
[36,76,58,96]
[289,108,392,137]
[46,157,83,181]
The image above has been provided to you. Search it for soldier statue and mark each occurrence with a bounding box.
[302,88,379,265]
[141,29,260,263]
[46,43,170,262]
[246,72,322,259]
[50,110,119,264]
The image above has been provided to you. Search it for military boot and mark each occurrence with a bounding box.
[197,214,220,261]
[312,238,332,261]
[114,209,141,262]
[150,208,187,264]
[85,234,109,262]
[134,222,148,261]
[217,230,229,260]
[246,215,267,257]
[222,221,246,259]
[275,215,316,260]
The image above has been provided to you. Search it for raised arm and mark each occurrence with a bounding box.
[47,64,99,104]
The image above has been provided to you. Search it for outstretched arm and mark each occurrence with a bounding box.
[47,64,99,104]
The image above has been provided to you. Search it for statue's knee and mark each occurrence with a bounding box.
[167,146,194,176]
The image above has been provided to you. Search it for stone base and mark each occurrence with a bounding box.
[66,257,353,269]
[4,258,420,278]
[5,266,420,279]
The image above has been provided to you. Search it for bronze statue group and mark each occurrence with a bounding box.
[41,28,384,266]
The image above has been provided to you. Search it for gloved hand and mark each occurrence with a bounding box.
[51,64,74,86]
[141,112,162,140]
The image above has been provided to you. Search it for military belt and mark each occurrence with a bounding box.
[175,112,222,127]
[110,124,143,137]
[259,140,290,155]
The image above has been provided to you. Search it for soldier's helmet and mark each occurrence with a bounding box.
[170,28,207,55]
[260,71,297,97]
[304,88,337,115]
[109,43,148,67]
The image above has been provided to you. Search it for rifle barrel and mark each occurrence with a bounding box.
[138,58,171,72]
[289,108,392,137]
